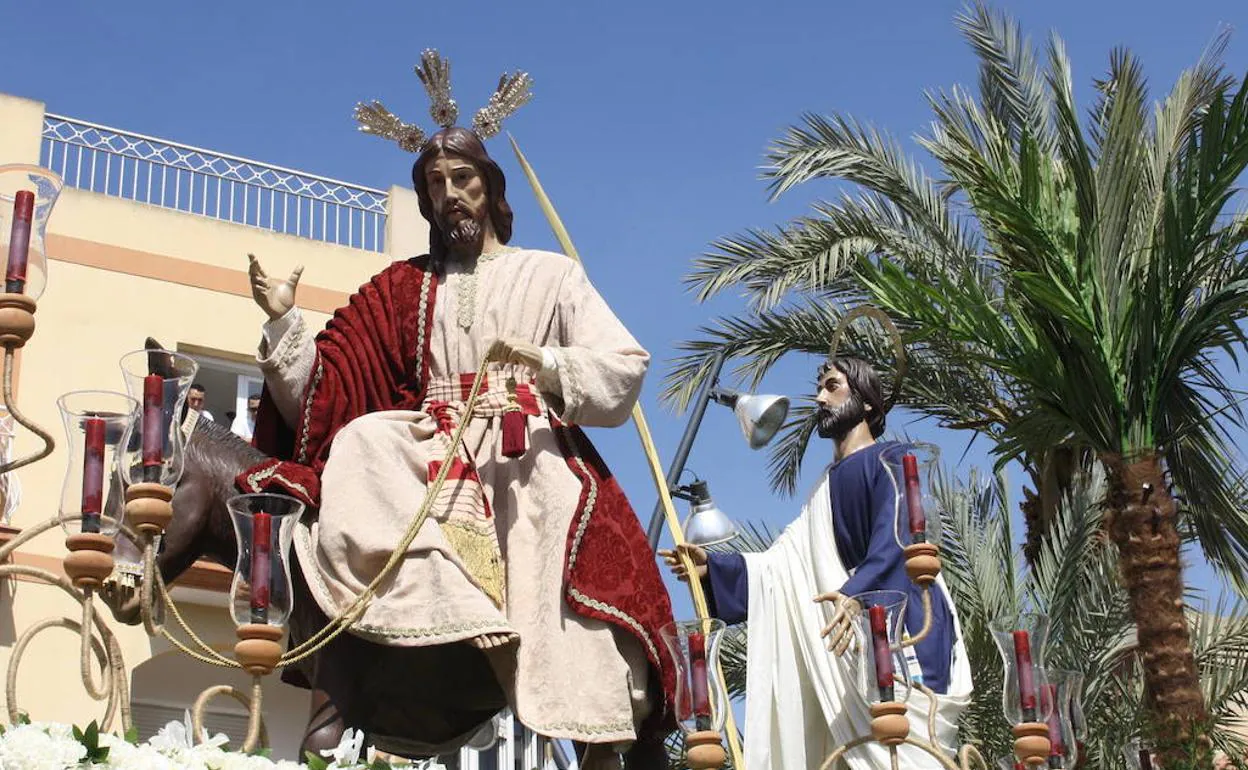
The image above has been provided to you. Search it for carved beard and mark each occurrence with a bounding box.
[437,203,486,257]
[816,390,867,441]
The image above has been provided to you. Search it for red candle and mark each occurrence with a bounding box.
[689,631,710,719]
[1042,683,1066,757]
[249,511,272,623]
[142,374,163,482]
[1013,630,1037,717]
[81,417,105,534]
[902,453,925,539]
[869,604,895,700]
[6,190,34,294]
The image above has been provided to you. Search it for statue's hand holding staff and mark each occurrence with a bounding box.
[658,543,708,582]
[815,591,862,657]
[486,338,544,370]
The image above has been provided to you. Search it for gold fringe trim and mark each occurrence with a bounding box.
[440,519,506,610]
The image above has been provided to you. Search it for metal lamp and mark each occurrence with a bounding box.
[712,388,790,450]
[647,352,791,548]
[679,479,737,547]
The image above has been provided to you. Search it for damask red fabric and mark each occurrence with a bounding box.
[237,255,676,732]
[244,256,438,503]
[554,420,678,736]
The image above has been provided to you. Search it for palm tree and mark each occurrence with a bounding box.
[710,469,1248,767]
[664,5,1248,755]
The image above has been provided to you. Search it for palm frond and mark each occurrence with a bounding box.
[955,1,1055,152]
[762,112,973,264]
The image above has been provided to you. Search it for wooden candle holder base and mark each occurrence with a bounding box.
[0,294,36,349]
[685,730,726,769]
[1013,722,1051,767]
[870,701,910,746]
[904,543,942,586]
[64,533,115,590]
[235,624,284,676]
[126,483,174,538]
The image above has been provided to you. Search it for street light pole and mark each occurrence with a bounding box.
[646,352,726,549]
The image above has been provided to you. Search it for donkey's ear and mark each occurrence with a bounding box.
[144,338,178,377]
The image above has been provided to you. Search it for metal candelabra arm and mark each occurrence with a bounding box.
[191,679,268,753]
[896,587,935,650]
[0,345,55,475]
[0,515,132,733]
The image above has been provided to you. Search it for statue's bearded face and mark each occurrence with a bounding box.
[423,151,491,255]
[815,366,867,441]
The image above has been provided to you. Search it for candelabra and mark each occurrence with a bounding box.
[0,163,480,756]
[811,440,1083,770]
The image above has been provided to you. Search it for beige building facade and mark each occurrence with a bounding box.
[0,91,555,767]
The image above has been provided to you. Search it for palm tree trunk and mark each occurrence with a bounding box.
[1103,452,1209,761]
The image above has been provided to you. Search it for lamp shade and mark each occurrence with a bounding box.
[852,589,908,703]
[0,164,63,301]
[682,480,737,547]
[989,612,1054,725]
[227,493,301,628]
[118,348,198,488]
[660,618,728,736]
[56,390,138,536]
[880,441,943,546]
[732,392,789,449]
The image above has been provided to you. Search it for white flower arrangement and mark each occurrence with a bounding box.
[0,715,447,770]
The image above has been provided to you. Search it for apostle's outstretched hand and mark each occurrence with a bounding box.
[247,253,303,321]
[815,591,862,657]
[486,338,544,370]
[658,543,708,582]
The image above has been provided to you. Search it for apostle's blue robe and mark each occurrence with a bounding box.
[702,441,956,693]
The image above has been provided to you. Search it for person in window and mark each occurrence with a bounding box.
[231,394,260,443]
[186,383,214,421]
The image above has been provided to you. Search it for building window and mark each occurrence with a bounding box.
[177,345,263,443]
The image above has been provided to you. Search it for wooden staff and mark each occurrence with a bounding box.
[510,136,745,770]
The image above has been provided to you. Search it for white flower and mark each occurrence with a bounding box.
[320,727,365,766]
[148,709,231,756]
[99,732,180,770]
[0,722,87,770]
[149,712,195,752]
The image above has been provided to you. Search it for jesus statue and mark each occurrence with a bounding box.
[240,53,674,770]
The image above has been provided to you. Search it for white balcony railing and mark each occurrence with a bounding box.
[40,114,388,252]
[447,710,565,770]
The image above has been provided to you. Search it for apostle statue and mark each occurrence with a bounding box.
[240,52,674,769]
[662,357,972,769]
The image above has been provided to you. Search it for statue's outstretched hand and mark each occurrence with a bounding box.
[486,338,543,370]
[248,253,303,320]
[815,591,861,657]
[658,543,708,582]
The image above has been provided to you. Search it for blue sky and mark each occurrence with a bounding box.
[3,0,1245,620]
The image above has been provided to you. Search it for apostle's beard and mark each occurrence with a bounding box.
[435,200,488,258]
[816,391,868,442]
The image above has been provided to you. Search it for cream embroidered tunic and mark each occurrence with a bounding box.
[257,248,653,748]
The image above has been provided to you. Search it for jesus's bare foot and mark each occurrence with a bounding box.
[469,632,518,650]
